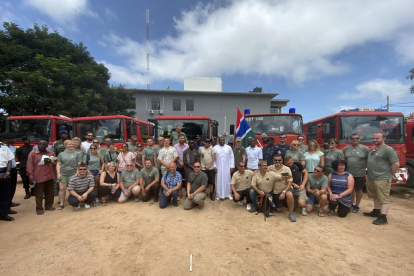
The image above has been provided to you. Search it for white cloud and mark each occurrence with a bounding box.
[102,0,414,87]
[105,7,117,21]
[0,2,20,23]
[24,0,98,29]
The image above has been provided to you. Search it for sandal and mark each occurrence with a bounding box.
[57,205,64,210]
[318,211,325,217]
[327,210,334,216]
[101,202,108,206]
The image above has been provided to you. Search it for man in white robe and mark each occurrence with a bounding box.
[214,137,235,200]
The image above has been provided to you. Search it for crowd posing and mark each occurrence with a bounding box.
[0,126,398,226]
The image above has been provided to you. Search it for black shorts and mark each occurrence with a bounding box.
[202,169,215,185]
[354,177,366,190]
[273,193,285,209]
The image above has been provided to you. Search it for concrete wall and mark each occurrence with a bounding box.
[184,77,222,92]
[131,91,280,139]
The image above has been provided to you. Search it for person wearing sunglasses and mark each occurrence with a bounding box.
[304,140,324,174]
[184,162,208,210]
[297,135,308,154]
[284,155,309,217]
[117,143,135,174]
[83,145,104,194]
[198,138,216,201]
[342,133,369,213]
[327,160,354,217]
[324,138,345,176]
[230,161,253,211]
[127,135,139,153]
[81,132,94,154]
[285,140,305,166]
[72,137,85,160]
[305,164,328,216]
[262,137,278,166]
[140,159,160,202]
[118,161,142,203]
[364,132,399,225]
[98,162,121,205]
[276,134,290,159]
[67,163,97,209]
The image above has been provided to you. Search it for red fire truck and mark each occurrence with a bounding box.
[149,116,218,142]
[6,115,72,146]
[304,108,407,185]
[72,115,152,148]
[404,119,414,187]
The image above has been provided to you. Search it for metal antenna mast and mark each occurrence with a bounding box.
[146,9,150,89]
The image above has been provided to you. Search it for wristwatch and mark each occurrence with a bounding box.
[338,194,342,198]
[282,190,286,194]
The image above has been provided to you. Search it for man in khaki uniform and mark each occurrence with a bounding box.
[199,138,216,201]
[230,161,253,211]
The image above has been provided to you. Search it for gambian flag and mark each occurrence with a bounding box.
[236,107,257,148]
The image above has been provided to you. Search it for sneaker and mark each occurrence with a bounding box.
[73,205,81,209]
[210,193,215,201]
[173,202,178,207]
[363,209,381,217]
[373,214,388,225]
[246,203,252,211]
[238,201,244,206]
[36,210,44,215]
[84,204,91,209]
[134,197,140,202]
[229,195,233,200]
[301,208,308,216]
[249,206,257,213]
[352,205,360,213]
[289,212,296,222]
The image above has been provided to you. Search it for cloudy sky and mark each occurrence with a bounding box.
[2,0,414,121]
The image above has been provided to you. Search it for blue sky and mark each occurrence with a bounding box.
[2,0,414,122]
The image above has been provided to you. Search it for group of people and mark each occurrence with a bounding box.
[0,126,398,226]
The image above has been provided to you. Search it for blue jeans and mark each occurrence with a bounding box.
[159,190,179,208]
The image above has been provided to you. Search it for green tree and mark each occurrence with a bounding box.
[0,22,135,117]
[407,68,414,94]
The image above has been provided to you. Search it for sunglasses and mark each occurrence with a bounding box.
[238,165,245,167]
[205,141,211,143]
[292,144,299,146]
[126,165,133,167]
[78,168,87,171]
[314,168,322,172]
[87,135,94,137]
[280,137,286,139]
[351,138,359,140]
[90,148,97,150]
[93,142,100,144]
[194,166,201,168]
[274,159,282,162]
[137,145,142,147]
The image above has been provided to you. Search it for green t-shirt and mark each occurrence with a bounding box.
[343,144,369,177]
[155,145,162,168]
[140,166,159,186]
[233,146,246,168]
[104,151,118,163]
[74,148,84,160]
[299,145,308,154]
[98,147,109,157]
[142,146,157,166]
[58,150,82,175]
[120,169,141,188]
[188,171,208,194]
[285,150,305,162]
[306,174,328,190]
[324,149,344,173]
[83,154,103,170]
[127,142,138,153]
[367,145,399,180]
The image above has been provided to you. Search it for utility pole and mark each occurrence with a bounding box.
[387,95,389,112]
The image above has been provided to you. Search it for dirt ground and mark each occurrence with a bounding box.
[1,183,414,276]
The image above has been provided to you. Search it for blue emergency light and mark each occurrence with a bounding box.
[289,108,296,113]
[244,109,251,115]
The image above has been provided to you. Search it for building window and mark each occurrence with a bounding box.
[186,99,194,112]
[151,98,160,110]
[270,107,279,113]
[173,99,181,111]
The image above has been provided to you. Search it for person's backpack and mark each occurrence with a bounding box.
[256,193,275,221]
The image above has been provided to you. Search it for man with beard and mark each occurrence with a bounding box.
[194,135,204,150]
[183,140,200,184]
[214,137,235,200]
[174,134,189,198]
[262,137,279,166]
[52,130,68,157]
[142,138,158,167]
[140,159,160,202]
[184,162,207,210]
[232,137,246,172]
[82,132,94,153]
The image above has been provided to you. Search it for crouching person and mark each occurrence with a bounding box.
[68,163,98,209]
[184,162,207,210]
[118,161,142,203]
[231,162,253,211]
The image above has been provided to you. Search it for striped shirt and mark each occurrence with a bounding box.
[68,174,95,192]
[330,172,352,207]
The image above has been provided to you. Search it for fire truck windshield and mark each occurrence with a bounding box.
[155,119,209,141]
[339,115,404,143]
[75,119,123,142]
[7,119,51,142]
[245,115,303,135]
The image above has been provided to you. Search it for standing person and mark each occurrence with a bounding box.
[183,140,200,184]
[194,135,204,150]
[304,140,325,173]
[155,137,164,172]
[26,140,56,215]
[285,140,305,166]
[67,163,98,209]
[184,162,208,210]
[232,137,246,172]
[52,130,68,157]
[90,138,101,152]
[118,161,142,203]
[214,137,235,200]
[157,138,178,175]
[127,135,139,153]
[305,164,328,216]
[246,137,263,170]
[104,143,119,167]
[324,138,345,175]
[364,132,399,225]
[171,125,187,146]
[83,145,104,190]
[140,160,160,202]
[2,133,19,209]
[230,161,253,210]
[261,133,268,145]
[174,134,189,198]
[0,136,15,221]
[117,143,136,174]
[159,162,182,208]
[276,134,290,159]
[72,137,85,160]
[284,156,309,216]
[343,133,369,213]
[262,137,279,166]
[81,132,94,153]
[98,162,121,205]
[327,160,354,218]
[298,134,308,154]
[134,143,144,170]
[199,138,216,201]
[142,138,158,167]
[98,136,111,157]
[56,139,82,210]
[15,136,34,199]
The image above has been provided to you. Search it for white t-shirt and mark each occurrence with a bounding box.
[246,146,263,169]
[0,144,14,168]
[81,141,93,153]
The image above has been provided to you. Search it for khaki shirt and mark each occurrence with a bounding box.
[199,146,215,170]
[231,170,253,191]
[252,171,280,193]
[268,165,292,194]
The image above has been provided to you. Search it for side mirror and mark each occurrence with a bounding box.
[149,125,154,136]
[230,124,235,135]
[213,125,218,137]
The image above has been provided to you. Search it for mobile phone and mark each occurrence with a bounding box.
[282,173,289,176]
